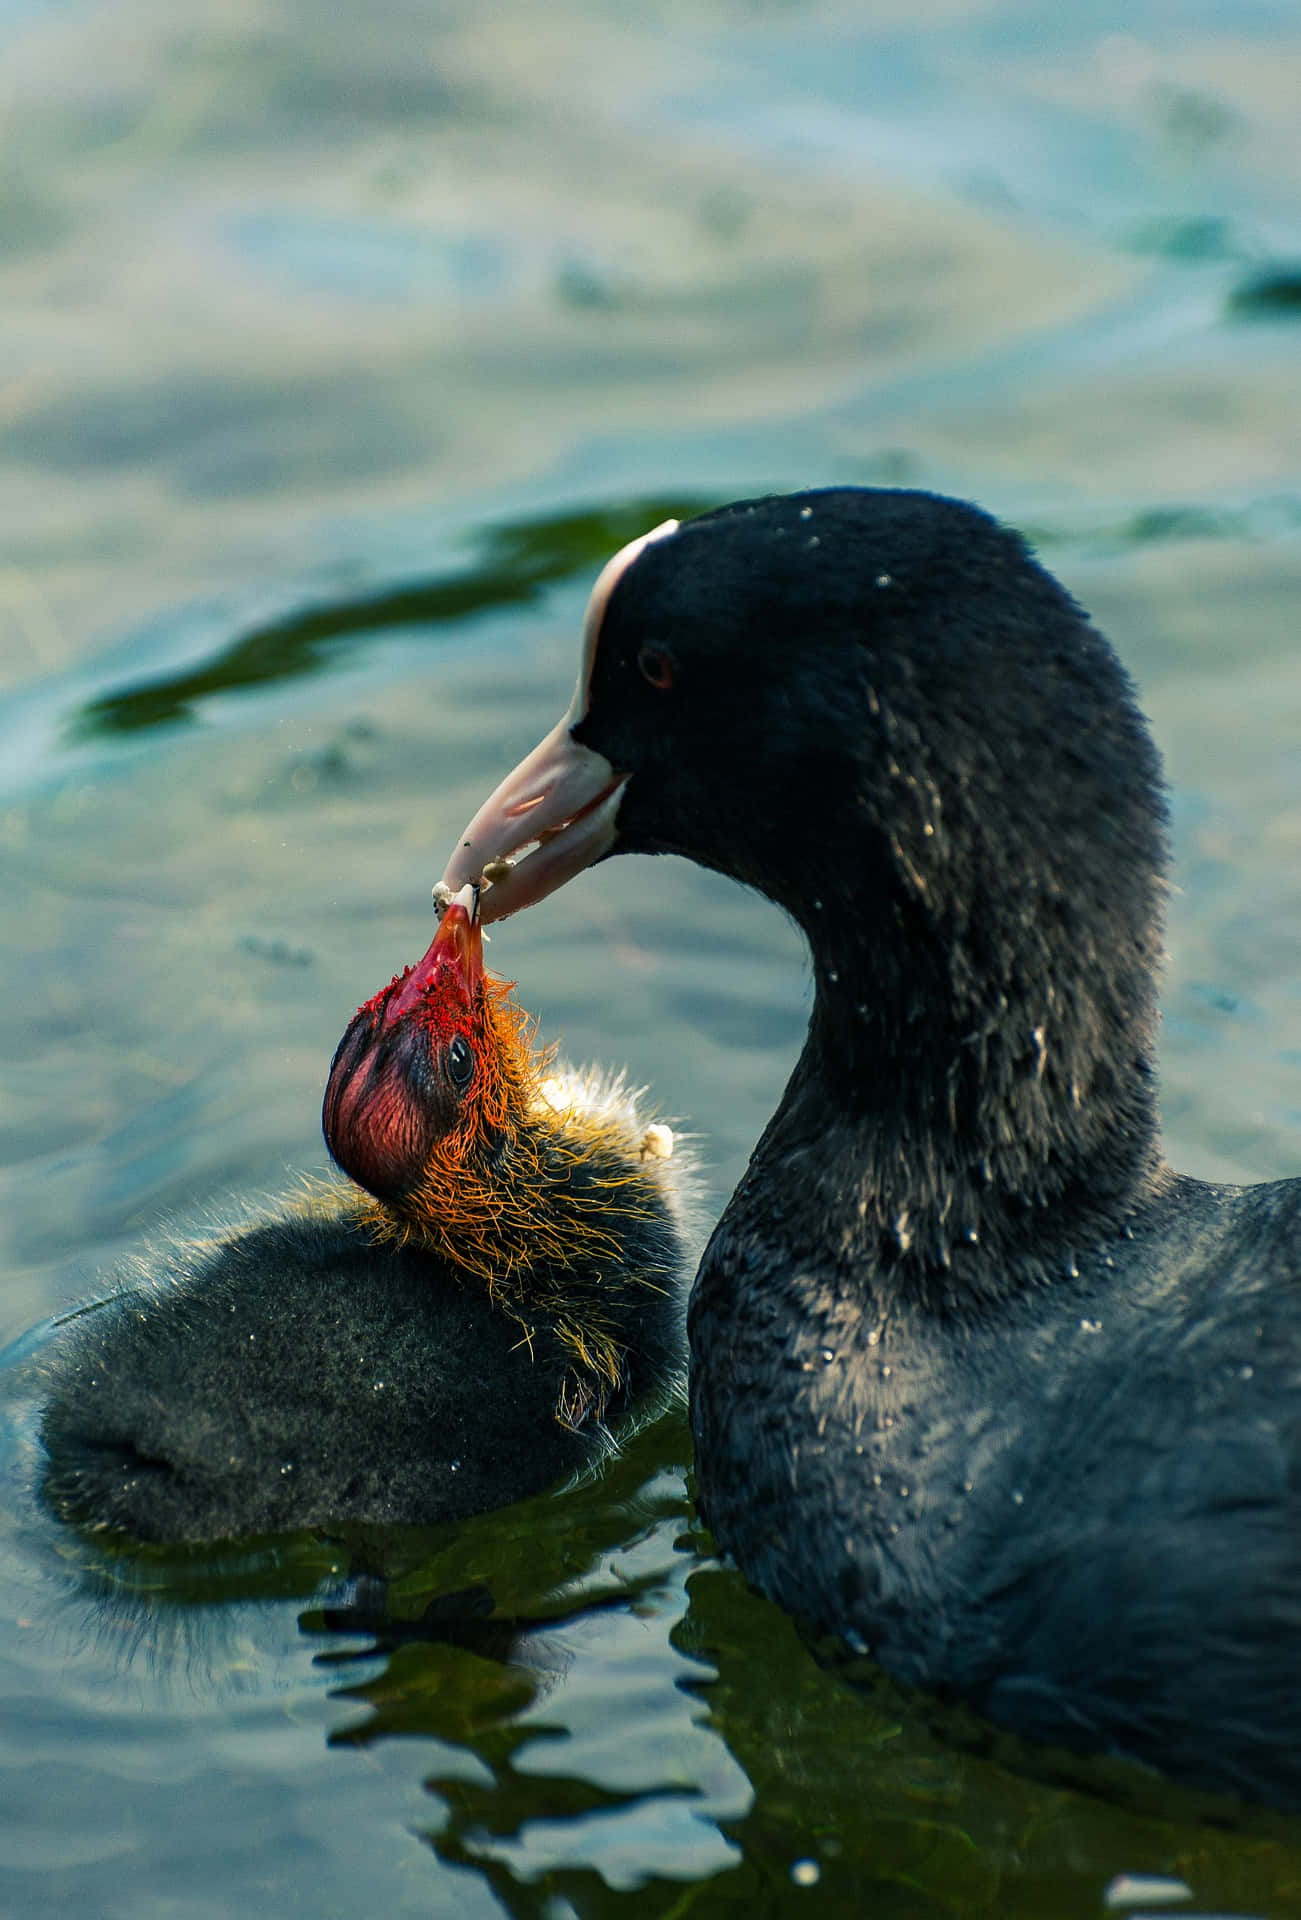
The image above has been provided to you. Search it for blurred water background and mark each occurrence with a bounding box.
[2,1,1301,1913]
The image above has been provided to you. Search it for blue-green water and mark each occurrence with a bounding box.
[3,1,1301,1911]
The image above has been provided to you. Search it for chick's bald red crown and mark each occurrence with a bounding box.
[322,885,489,1201]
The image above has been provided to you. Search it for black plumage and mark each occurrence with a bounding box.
[40,1184,687,1545]
[440,487,1301,1808]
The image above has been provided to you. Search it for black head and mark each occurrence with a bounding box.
[442,489,1170,1270]
[577,491,1166,964]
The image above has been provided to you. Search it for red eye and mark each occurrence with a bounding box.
[637,646,674,691]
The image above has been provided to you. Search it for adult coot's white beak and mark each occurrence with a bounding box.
[439,721,627,923]
[439,516,680,922]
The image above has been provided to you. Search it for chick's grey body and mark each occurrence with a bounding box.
[42,1077,692,1545]
[44,1205,595,1541]
[448,487,1301,1808]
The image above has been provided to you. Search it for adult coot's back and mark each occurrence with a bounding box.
[438,488,1301,1809]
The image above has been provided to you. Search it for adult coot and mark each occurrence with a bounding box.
[41,887,693,1543]
[438,489,1301,1809]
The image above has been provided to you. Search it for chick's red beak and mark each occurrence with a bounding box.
[323,886,483,1200]
[382,889,482,1026]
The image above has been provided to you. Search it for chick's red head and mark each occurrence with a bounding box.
[323,887,528,1206]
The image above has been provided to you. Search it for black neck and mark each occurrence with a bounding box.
[749,890,1163,1313]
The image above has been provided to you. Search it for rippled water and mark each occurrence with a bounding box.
[3,1,1301,1912]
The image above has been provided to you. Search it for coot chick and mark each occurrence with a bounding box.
[41,887,693,1544]
[438,489,1301,1810]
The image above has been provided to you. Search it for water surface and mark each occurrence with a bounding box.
[3,0,1301,1912]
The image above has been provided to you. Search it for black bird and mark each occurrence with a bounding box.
[439,487,1301,1809]
[41,889,694,1544]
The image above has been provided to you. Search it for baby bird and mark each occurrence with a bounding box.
[41,887,694,1545]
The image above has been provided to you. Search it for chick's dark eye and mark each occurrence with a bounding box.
[446,1035,475,1090]
[636,646,675,691]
